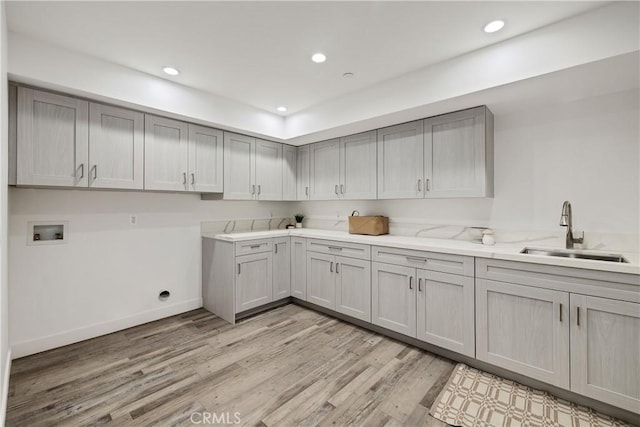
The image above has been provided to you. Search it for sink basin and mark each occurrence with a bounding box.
[520,247,629,263]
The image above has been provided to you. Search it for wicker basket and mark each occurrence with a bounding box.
[348,210,389,236]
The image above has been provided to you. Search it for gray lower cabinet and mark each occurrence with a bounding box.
[307,249,371,322]
[475,278,570,388]
[372,261,475,357]
[236,252,273,313]
[291,237,307,299]
[203,237,291,324]
[476,258,640,412]
[570,294,640,413]
[272,238,291,300]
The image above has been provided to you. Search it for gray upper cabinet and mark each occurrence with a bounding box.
[255,139,283,201]
[144,115,189,192]
[308,132,377,200]
[377,120,424,199]
[425,106,493,198]
[377,107,493,200]
[17,87,89,187]
[339,130,377,199]
[224,132,255,200]
[223,133,283,200]
[89,103,144,190]
[188,124,223,193]
[296,145,310,200]
[282,144,297,201]
[309,139,340,200]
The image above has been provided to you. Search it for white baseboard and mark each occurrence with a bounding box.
[11,298,202,359]
[0,349,11,426]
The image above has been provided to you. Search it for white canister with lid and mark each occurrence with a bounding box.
[482,229,495,246]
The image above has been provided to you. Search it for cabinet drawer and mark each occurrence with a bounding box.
[306,239,370,260]
[235,239,272,256]
[372,246,473,276]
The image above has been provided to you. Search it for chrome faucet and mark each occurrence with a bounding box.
[559,201,584,249]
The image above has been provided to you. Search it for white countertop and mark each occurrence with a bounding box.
[202,229,640,276]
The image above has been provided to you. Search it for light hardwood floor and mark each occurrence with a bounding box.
[6,304,454,426]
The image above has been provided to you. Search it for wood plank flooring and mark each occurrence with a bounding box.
[6,304,454,426]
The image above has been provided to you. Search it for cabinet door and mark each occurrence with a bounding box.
[424,107,490,198]
[89,103,143,190]
[272,238,291,300]
[306,252,336,310]
[255,139,283,200]
[236,252,273,313]
[17,87,89,187]
[291,237,307,300]
[296,145,310,200]
[188,124,223,193]
[282,145,297,201]
[377,120,424,199]
[144,115,189,191]
[336,256,371,322]
[371,262,416,337]
[340,130,377,199]
[224,132,256,200]
[476,279,570,388]
[309,139,340,200]
[570,295,640,413]
[417,270,475,357]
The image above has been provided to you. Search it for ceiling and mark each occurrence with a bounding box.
[6,1,608,116]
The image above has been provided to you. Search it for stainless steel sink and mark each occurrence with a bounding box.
[520,247,629,263]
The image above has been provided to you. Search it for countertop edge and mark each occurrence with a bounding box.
[202,230,640,276]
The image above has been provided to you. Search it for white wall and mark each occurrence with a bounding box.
[297,89,640,236]
[0,1,9,423]
[8,189,293,357]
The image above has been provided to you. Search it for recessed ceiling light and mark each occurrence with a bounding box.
[277,106,288,112]
[343,72,354,78]
[484,20,505,33]
[162,66,180,76]
[311,53,326,63]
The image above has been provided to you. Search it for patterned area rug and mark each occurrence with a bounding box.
[430,364,635,427]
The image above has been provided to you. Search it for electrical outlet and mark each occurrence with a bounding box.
[130,215,137,225]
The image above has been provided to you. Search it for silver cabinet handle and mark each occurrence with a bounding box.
[305,186,309,196]
[92,165,97,180]
[237,264,241,274]
[406,256,427,263]
[249,244,261,249]
[409,276,413,290]
[426,179,430,191]
[418,278,423,292]
[577,306,580,326]
[340,184,344,194]
[336,263,340,274]
[252,185,256,195]
[330,262,334,272]
[335,185,338,195]
[274,243,278,254]
[191,173,195,185]
[417,179,422,192]
[77,163,84,179]
[258,185,261,195]
[559,303,563,322]
[182,172,187,184]
[328,246,343,251]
